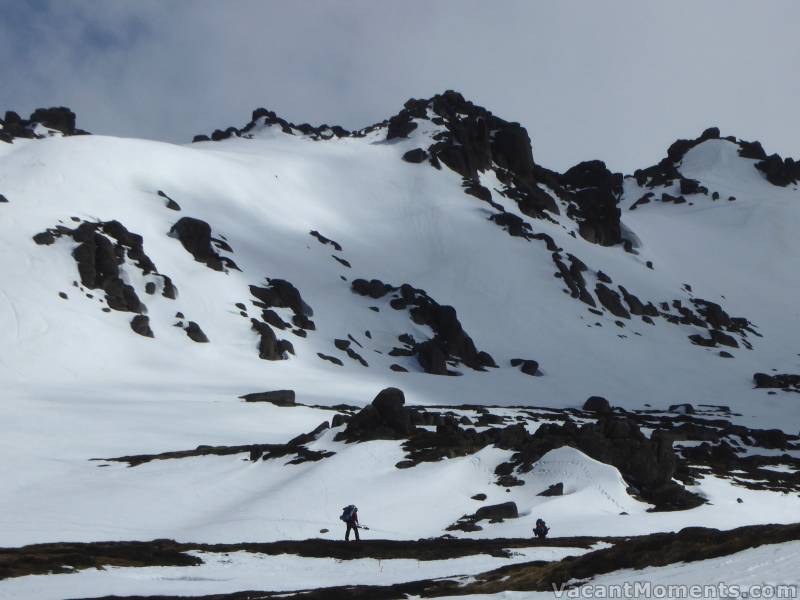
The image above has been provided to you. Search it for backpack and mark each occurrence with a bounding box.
[340,505,357,522]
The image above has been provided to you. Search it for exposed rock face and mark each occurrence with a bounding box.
[559,161,623,246]
[169,217,239,272]
[474,501,518,520]
[250,279,314,326]
[583,396,612,414]
[317,352,343,366]
[633,126,800,192]
[447,501,519,531]
[538,482,564,496]
[390,91,560,221]
[351,278,495,375]
[755,153,800,186]
[402,148,428,163]
[595,284,630,318]
[130,315,154,338]
[1,106,89,142]
[158,190,181,211]
[250,319,293,361]
[194,106,350,143]
[505,418,695,510]
[510,358,539,376]
[33,219,177,313]
[753,373,800,391]
[335,387,413,442]
[247,279,315,354]
[309,230,343,252]
[240,390,296,406]
[184,321,209,343]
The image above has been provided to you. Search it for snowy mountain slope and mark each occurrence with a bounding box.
[1,96,799,597]
[1,105,798,424]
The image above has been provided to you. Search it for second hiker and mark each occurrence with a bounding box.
[534,518,550,539]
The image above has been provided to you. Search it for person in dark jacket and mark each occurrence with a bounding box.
[534,518,549,539]
[344,506,360,541]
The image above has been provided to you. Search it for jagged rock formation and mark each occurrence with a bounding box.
[753,372,800,391]
[351,278,495,375]
[0,107,89,143]
[169,217,239,272]
[33,219,176,313]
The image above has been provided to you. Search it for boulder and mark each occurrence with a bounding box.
[169,217,233,271]
[373,387,405,413]
[130,315,153,338]
[538,482,564,496]
[336,388,413,442]
[240,390,296,406]
[402,148,427,163]
[595,284,630,319]
[474,501,518,521]
[511,358,539,376]
[185,321,209,343]
[583,396,612,414]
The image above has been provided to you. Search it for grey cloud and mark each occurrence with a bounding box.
[0,0,798,173]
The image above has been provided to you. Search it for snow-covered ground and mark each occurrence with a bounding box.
[0,544,605,599]
[431,541,800,599]
[1,106,799,597]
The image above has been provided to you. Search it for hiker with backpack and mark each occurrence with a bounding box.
[534,518,550,539]
[340,504,360,541]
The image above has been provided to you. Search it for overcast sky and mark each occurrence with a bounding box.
[1,0,798,173]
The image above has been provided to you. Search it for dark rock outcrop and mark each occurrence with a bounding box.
[196,106,351,143]
[130,315,153,338]
[595,284,630,319]
[384,91,559,220]
[250,319,292,361]
[753,373,800,390]
[250,278,315,333]
[336,388,413,442]
[169,217,238,272]
[158,190,181,211]
[352,278,495,375]
[1,106,89,142]
[317,353,343,366]
[32,219,177,313]
[583,396,612,414]
[240,390,296,407]
[538,482,563,496]
[509,418,698,510]
[402,148,428,163]
[560,161,623,246]
[309,230,343,251]
[755,153,800,186]
[510,358,539,376]
[474,501,518,521]
[184,321,209,343]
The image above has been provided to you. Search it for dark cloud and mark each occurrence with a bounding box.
[1,0,798,172]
